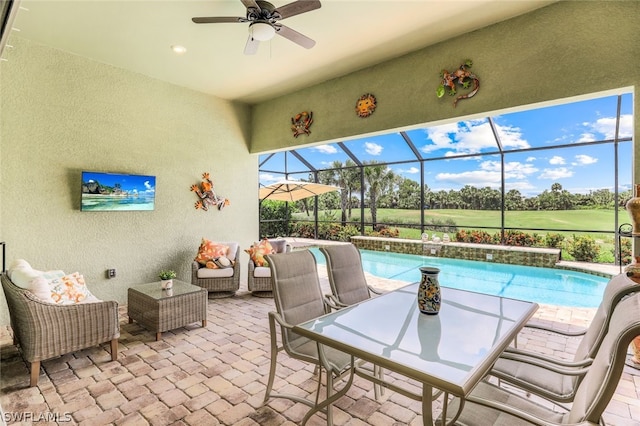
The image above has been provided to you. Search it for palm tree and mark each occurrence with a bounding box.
[344,160,361,220]
[324,161,350,225]
[363,161,394,229]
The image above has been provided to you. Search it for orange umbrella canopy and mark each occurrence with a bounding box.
[259,180,340,202]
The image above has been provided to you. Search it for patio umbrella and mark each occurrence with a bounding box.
[259,180,340,202]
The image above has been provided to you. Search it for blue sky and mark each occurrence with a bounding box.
[260,91,633,197]
[82,171,156,195]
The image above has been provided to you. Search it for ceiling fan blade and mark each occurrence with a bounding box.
[244,36,260,55]
[276,0,321,19]
[192,16,244,24]
[241,0,261,11]
[276,24,316,49]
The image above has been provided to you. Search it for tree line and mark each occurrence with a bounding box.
[302,160,631,227]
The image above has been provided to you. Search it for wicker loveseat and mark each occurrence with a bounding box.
[1,273,119,386]
[191,241,240,298]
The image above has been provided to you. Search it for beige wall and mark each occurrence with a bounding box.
[0,1,638,325]
[0,38,259,324]
[250,1,638,157]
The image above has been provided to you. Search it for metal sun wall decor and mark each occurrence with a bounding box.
[190,172,229,211]
[437,59,480,107]
[355,93,377,118]
[291,111,313,137]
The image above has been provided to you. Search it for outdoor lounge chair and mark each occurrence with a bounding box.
[247,238,291,297]
[490,272,638,403]
[1,273,119,386]
[437,291,640,426]
[191,240,240,298]
[262,249,352,424]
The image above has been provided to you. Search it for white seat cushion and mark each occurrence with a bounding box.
[253,266,271,278]
[197,267,235,278]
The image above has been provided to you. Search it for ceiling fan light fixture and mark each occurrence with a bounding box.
[249,22,275,41]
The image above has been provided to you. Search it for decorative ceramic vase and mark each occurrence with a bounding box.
[417,267,441,315]
[626,184,640,235]
[161,279,173,290]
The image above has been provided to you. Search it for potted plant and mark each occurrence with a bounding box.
[159,270,176,290]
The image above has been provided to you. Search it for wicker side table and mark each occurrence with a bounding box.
[127,280,207,341]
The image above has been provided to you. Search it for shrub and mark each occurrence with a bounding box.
[503,230,542,247]
[366,224,400,238]
[567,234,600,262]
[618,238,632,265]
[455,229,495,244]
[544,233,565,249]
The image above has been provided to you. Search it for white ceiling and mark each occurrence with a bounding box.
[9,0,554,104]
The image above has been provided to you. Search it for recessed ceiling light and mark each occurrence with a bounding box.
[171,45,187,55]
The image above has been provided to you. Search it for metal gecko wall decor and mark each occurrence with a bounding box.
[436,59,480,107]
[190,172,229,211]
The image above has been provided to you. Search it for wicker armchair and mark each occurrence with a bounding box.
[191,241,240,298]
[1,273,119,387]
[248,239,291,297]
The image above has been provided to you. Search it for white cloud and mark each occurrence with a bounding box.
[576,132,596,142]
[526,156,536,162]
[435,170,502,188]
[573,154,598,165]
[582,113,633,140]
[433,160,538,188]
[539,167,573,180]
[549,156,565,165]
[364,142,383,155]
[396,166,419,174]
[420,120,530,156]
[259,173,283,183]
[313,144,337,154]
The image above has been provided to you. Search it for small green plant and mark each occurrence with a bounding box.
[159,270,176,280]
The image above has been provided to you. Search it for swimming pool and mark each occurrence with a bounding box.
[310,248,608,308]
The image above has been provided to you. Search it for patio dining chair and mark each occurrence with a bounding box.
[320,243,386,398]
[437,291,640,426]
[320,243,383,309]
[490,272,638,403]
[262,249,353,424]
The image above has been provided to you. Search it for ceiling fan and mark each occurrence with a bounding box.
[192,0,321,55]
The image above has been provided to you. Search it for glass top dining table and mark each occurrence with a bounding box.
[294,282,539,425]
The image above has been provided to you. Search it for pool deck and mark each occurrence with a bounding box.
[0,240,637,425]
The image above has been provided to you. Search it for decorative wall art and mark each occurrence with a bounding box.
[291,111,313,137]
[190,172,229,211]
[355,93,377,118]
[436,59,480,107]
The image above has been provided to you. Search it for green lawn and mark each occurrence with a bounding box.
[299,208,629,234]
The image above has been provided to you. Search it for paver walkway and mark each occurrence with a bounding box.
[0,267,639,425]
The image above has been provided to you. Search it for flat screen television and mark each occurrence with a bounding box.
[81,171,156,211]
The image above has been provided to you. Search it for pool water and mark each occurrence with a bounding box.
[310,248,608,308]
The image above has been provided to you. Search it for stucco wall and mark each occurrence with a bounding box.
[250,1,639,156]
[0,38,258,324]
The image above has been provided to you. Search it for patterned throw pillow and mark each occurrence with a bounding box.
[49,272,92,304]
[245,239,274,267]
[195,238,230,268]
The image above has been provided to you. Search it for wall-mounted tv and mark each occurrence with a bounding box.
[81,171,156,211]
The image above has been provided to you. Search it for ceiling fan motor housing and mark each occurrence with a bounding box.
[247,1,281,23]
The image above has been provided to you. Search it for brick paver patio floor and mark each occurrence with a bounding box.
[1,268,639,425]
